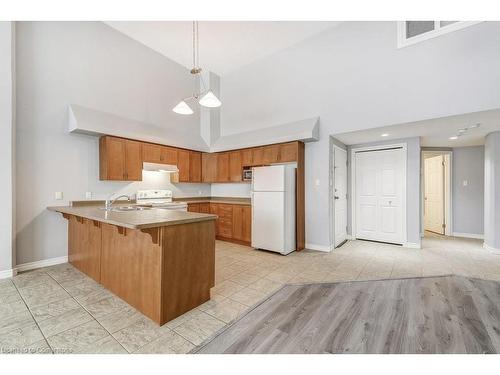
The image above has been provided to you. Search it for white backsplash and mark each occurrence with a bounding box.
[210,183,252,198]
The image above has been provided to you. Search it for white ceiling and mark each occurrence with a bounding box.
[333,108,500,147]
[105,21,339,76]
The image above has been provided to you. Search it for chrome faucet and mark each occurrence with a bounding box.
[104,194,131,211]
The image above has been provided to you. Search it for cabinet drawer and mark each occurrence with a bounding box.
[218,226,233,238]
[218,204,233,218]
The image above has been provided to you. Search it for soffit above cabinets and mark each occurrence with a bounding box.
[210,117,320,152]
[68,104,320,152]
[68,104,210,152]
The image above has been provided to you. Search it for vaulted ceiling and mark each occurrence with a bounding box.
[105,21,340,76]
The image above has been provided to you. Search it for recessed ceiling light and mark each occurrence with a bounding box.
[458,128,467,133]
[381,133,389,137]
[449,136,458,140]
[469,123,481,129]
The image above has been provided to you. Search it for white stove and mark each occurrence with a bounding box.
[136,190,188,211]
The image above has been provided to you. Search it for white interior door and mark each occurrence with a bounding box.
[334,147,348,247]
[424,155,444,234]
[355,148,405,244]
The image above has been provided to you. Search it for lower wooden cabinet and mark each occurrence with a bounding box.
[188,202,251,245]
[67,216,102,282]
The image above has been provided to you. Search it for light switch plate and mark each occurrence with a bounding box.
[55,192,63,200]
[85,192,92,200]
[315,179,320,186]
[463,180,468,187]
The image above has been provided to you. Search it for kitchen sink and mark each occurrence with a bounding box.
[100,206,152,212]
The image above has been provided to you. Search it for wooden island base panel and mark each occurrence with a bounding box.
[64,214,215,325]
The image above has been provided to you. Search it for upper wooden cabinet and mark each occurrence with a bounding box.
[142,143,162,163]
[229,151,242,182]
[202,153,217,183]
[189,151,202,182]
[278,142,298,162]
[100,135,302,185]
[217,152,230,182]
[161,146,178,165]
[177,149,190,182]
[262,144,280,164]
[241,149,253,167]
[252,147,265,166]
[100,136,142,181]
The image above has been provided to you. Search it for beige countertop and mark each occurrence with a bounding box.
[178,197,251,205]
[47,206,217,230]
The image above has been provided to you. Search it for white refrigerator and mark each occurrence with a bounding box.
[251,164,296,255]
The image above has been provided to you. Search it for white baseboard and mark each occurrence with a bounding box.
[404,242,421,249]
[452,232,484,240]
[483,243,500,255]
[305,243,332,252]
[16,256,68,273]
[0,268,17,279]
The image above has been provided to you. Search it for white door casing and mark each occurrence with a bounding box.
[424,155,445,234]
[354,147,405,245]
[334,147,348,247]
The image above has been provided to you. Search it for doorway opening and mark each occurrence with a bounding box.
[331,143,348,249]
[422,151,452,236]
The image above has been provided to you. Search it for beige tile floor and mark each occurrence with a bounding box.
[1,234,499,354]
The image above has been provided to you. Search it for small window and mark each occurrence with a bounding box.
[398,21,482,48]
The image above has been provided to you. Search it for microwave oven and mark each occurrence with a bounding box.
[242,167,252,181]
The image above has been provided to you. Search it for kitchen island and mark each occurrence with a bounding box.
[47,205,217,325]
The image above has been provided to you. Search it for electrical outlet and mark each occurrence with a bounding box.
[55,192,63,200]
[85,192,92,200]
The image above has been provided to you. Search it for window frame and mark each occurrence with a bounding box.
[397,21,482,48]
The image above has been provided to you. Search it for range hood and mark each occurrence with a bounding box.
[142,162,179,173]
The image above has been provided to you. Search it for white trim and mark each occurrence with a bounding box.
[330,142,348,249]
[15,256,68,273]
[350,143,408,246]
[404,242,422,249]
[483,242,500,255]
[397,21,483,48]
[421,150,453,237]
[0,268,17,279]
[305,243,331,252]
[453,232,484,240]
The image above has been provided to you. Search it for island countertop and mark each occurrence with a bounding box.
[47,205,217,230]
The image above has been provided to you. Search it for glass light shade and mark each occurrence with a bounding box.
[172,100,194,115]
[199,90,222,108]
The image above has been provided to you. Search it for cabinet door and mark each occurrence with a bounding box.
[252,147,264,166]
[241,149,253,166]
[100,136,125,180]
[142,143,162,163]
[189,151,202,182]
[125,140,143,181]
[177,149,190,182]
[263,144,280,164]
[232,206,244,240]
[210,203,219,235]
[202,153,217,182]
[161,146,178,165]
[279,142,298,162]
[242,206,252,243]
[188,203,200,212]
[217,153,230,182]
[217,204,233,238]
[199,203,210,213]
[229,151,242,182]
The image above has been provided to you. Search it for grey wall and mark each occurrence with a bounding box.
[220,21,500,248]
[347,137,421,246]
[15,22,211,265]
[452,146,485,236]
[484,132,500,250]
[0,22,15,273]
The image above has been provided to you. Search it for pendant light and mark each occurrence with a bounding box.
[172,21,221,115]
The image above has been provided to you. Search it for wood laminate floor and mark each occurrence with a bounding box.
[196,275,500,354]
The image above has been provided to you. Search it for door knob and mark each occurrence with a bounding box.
[334,196,340,200]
